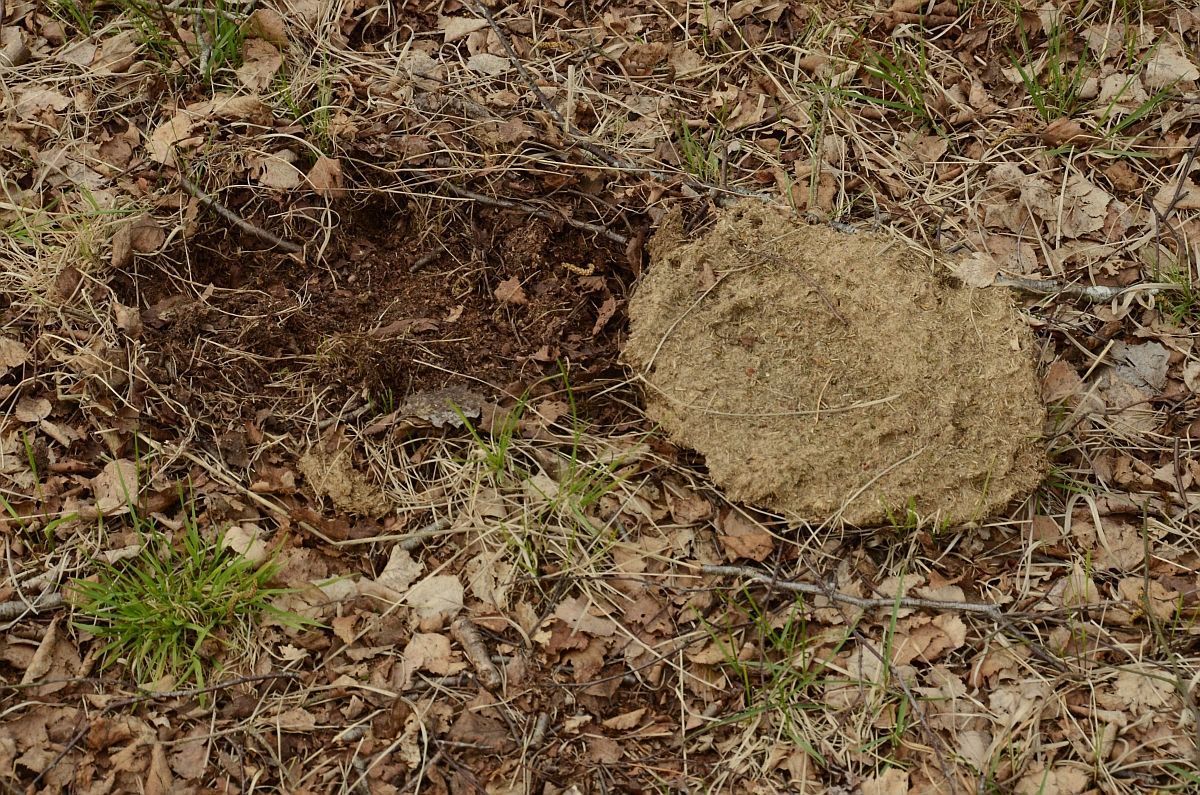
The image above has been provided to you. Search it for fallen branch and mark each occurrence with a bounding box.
[451,617,504,691]
[0,592,64,621]
[993,274,1183,301]
[179,175,304,255]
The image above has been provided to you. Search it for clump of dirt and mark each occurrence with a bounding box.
[623,202,1047,526]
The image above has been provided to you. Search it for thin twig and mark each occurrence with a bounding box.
[701,563,1005,618]
[443,183,627,245]
[179,175,303,254]
[706,563,1069,673]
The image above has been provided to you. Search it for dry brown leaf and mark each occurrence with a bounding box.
[268,707,317,732]
[93,458,139,513]
[1144,37,1200,90]
[466,53,510,76]
[147,95,270,165]
[1,26,31,67]
[307,156,344,198]
[236,39,283,91]
[14,88,71,118]
[1014,764,1089,795]
[111,221,133,269]
[59,39,96,67]
[859,766,909,795]
[144,744,173,795]
[1041,117,1091,146]
[0,336,29,373]
[359,544,424,601]
[221,524,268,565]
[951,252,998,287]
[439,16,488,43]
[667,485,712,524]
[20,616,61,686]
[554,596,618,637]
[93,30,138,74]
[1184,360,1200,393]
[168,727,209,780]
[1058,173,1111,239]
[243,8,289,45]
[256,150,303,189]
[601,706,647,730]
[396,632,456,688]
[494,276,528,305]
[1154,175,1200,213]
[14,397,51,423]
[129,215,165,254]
[717,510,774,562]
[404,574,464,625]
[464,550,513,609]
[1041,360,1083,404]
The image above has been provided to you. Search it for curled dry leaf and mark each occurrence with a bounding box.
[1143,37,1200,90]
[466,53,510,76]
[243,8,289,45]
[256,150,304,190]
[0,336,29,373]
[92,458,139,514]
[717,510,774,562]
[1041,361,1083,404]
[306,156,344,198]
[1041,117,1091,146]
[494,276,528,305]
[221,524,269,566]
[404,573,464,625]
[14,397,51,423]
[129,215,165,254]
[0,26,30,67]
[236,39,283,92]
[357,544,424,601]
[439,16,488,43]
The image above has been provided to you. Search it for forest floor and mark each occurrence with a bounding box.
[2,0,1200,792]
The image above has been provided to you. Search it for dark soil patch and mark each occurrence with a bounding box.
[118,197,641,423]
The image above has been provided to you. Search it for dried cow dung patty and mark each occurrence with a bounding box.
[622,203,1047,526]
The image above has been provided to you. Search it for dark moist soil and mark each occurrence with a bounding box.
[117,196,640,422]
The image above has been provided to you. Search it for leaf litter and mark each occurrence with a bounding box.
[2,0,1200,792]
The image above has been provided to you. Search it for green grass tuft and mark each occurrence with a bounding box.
[71,504,303,687]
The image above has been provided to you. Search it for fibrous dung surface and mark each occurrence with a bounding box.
[623,202,1047,526]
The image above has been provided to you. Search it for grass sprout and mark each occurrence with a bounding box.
[71,504,304,687]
